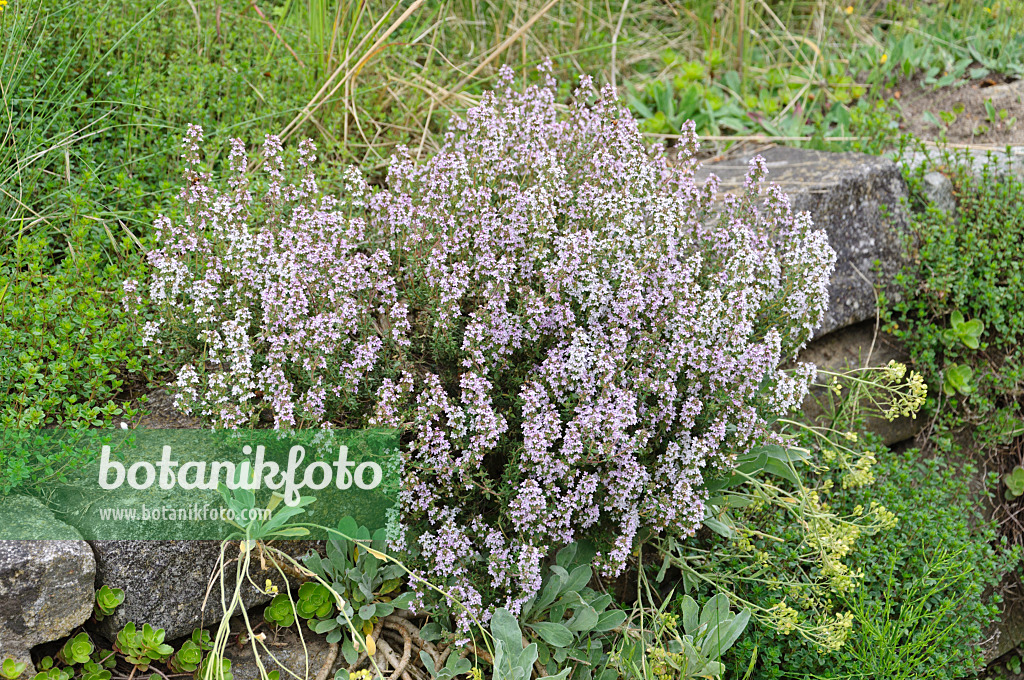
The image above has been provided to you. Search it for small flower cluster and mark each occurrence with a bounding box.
[138,65,835,631]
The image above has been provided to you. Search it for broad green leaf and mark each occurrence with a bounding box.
[592,609,627,632]
[528,622,573,648]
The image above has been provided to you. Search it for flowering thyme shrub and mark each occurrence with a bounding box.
[135,66,835,630]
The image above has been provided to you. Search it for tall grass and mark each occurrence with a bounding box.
[0,0,164,247]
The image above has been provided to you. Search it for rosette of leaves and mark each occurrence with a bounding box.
[218,485,315,541]
[296,582,335,620]
[302,517,413,664]
[942,363,975,397]
[197,656,234,680]
[1006,466,1024,500]
[30,669,71,680]
[30,659,71,680]
[113,622,174,671]
[942,310,984,350]
[168,629,212,674]
[264,593,297,628]
[57,632,93,665]
[78,663,111,680]
[88,649,115,672]
[94,585,125,622]
[1,658,27,680]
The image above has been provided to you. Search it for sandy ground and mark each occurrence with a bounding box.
[892,74,1024,146]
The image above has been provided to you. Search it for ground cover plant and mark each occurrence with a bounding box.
[886,148,1024,455]
[132,66,836,635]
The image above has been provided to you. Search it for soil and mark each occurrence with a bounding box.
[129,387,203,429]
[892,73,1024,146]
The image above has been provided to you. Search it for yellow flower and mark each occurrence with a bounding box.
[879,53,889,65]
[844,5,854,14]
[263,579,278,595]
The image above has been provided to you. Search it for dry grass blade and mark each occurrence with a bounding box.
[279,0,425,144]
[446,0,561,97]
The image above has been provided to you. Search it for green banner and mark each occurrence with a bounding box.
[0,429,400,540]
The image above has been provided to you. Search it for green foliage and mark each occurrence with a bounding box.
[420,652,472,680]
[942,310,985,350]
[414,542,624,680]
[29,660,71,680]
[841,547,1002,680]
[720,447,1019,679]
[78,661,112,680]
[167,629,212,674]
[295,582,335,620]
[94,585,125,621]
[264,592,297,628]
[942,363,975,397]
[217,485,313,541]
[611,593,749,680]
[1005,466,1024,501]
[887,149,1024,448]
[489,608,571,680]
[517,543,626,679]
[57,632,93,665]
[112,622,174,671]
[302,517,413,661]
[197,655,234,680]
[626,49,860,147]
[30,669,71,680]
[0,231,147,427]
[1,659,27,680]
[88,649,115,671]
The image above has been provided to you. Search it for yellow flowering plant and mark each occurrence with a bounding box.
[652,360,925,654]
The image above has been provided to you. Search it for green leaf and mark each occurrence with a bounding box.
[699,593,731,630]
[490,608,524,654]
[763,458,799,485]
[555,543,578,568]
[592,609,627,632]
[702,609,749,656]
[943,363,975,396]
[560,564,592,595]
[527,622,573,648]
[419,622,442,642]
[342,639,359,666]
[419,651,435,677]
[703,514,736,539]
[566,605,599,632]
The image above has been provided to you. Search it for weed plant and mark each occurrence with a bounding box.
[886,148,1024,452]
[704,437,1018,679]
